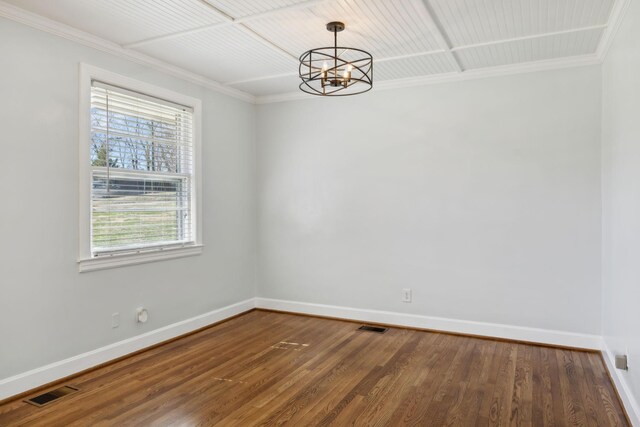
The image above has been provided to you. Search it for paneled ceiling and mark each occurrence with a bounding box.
[2,0,622,101]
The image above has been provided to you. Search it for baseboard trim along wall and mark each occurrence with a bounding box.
[255,298,602,350]
[602,341,640,426]
[0,298,256,402]
[0,297,615,405]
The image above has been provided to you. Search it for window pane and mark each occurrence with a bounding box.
[90,107,186,173]
[91,174,190,252]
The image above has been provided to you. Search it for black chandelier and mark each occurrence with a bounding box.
[298,22,373,96]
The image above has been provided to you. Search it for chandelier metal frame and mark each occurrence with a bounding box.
[298,22,373,96]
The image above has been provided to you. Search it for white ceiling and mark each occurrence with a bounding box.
[3,0,621,100]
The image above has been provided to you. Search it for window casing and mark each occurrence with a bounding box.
[79,65,202,272]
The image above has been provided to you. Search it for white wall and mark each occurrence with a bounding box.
[257,66,603,335]
[0,18,257,379]
[602,0,640,415]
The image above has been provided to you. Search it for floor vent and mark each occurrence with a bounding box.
[358,325,388,333]
[25,386,79,407]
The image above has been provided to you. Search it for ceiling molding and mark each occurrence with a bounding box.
[124,21,229,49]
[196,0,299,62]
[451,24,608,52]
[596,0,632,60]
[125,0,330,49]
[226,71,297,86]
[418,0,463,72]
[0,0,256,104]
[255,54,603,104]
[235,23,298,62]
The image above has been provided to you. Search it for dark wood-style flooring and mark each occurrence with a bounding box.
[0,310,629,426]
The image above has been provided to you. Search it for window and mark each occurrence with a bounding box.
[79,65,202,272]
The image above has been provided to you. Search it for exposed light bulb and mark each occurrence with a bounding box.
[342,63,352,87]
[321,61,328,87]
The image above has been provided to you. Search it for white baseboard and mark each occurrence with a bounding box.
[602,341,640,426]
[0,298,256,401]
[255,298,602,350]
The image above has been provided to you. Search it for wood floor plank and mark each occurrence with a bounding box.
[0,310,630,426]
[575,350,609,427]
[532,345,554,426]
[510,343,533,426]
[489,342,518,426]
[384,333,456,425]
[450,340,492,426]
[557,349,589,426]
[341,332,425,426]
[587,352,629,426]
[473,340,503,425]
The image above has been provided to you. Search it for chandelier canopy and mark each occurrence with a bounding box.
[298,22,373,96]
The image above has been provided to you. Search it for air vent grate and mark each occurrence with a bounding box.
[25,386,79,407]
[358,325,388,333]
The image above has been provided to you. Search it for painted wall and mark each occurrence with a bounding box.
[0,18,257,378]
[257,66,603,335]
[602,0,640,414]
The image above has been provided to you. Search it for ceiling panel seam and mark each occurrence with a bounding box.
[192,0,299,64]
[124,0,331,49]
[418,0,463,72]
[450,24,608,52]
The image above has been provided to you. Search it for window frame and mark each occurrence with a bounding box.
[78,64,202,272]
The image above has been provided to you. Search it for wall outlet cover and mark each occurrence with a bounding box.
[136,307,149,323]
[111,312,120,328]
[615,354,628,370]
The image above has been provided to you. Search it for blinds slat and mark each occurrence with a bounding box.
[92,81,193,112]
[90,96,194,116]
[90,105,193,126]
[91,130,192,147]
[92,166,191,179]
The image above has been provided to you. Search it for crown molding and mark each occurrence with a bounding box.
[0,1,256,104]
[255,54,603,104]
[596,0,632,61]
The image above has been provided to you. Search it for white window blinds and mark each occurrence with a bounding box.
[90,81,195,256]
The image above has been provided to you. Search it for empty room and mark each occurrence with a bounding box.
[0,0,638,425]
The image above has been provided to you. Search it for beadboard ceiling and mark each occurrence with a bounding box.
[1,0,625,102]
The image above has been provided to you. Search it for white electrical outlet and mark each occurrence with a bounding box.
[402,288,412,303]
[111,312,120,328]
[137,307,149,323]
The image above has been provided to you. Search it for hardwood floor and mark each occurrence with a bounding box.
[0,310,629,426]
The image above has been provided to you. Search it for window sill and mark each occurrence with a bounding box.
[78,244,203,272]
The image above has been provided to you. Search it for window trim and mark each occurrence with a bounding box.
[78,63,203,272]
